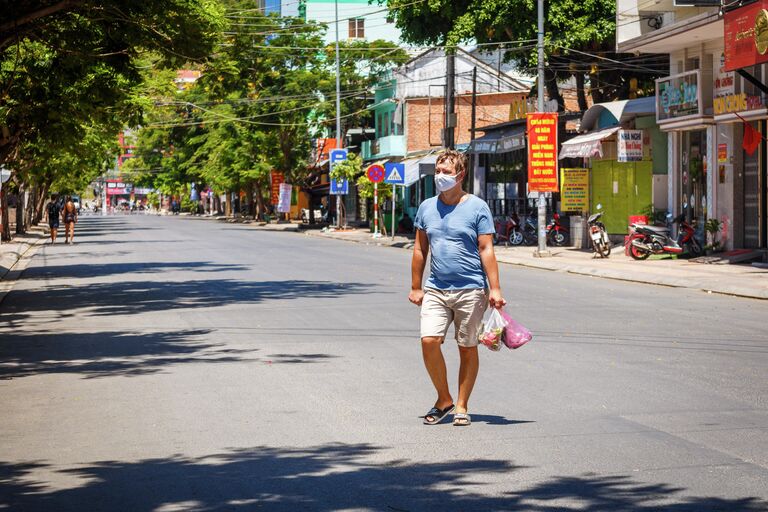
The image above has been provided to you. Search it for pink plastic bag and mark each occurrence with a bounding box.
[499,308,532,349]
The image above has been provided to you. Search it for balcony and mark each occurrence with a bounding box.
[361,135,406,160]
[616,0,720,53]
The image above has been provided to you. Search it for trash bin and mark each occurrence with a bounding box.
[569,215,586,249]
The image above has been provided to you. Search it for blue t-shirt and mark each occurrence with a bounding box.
[414,194,495,290]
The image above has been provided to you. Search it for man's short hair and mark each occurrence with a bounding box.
[436,149,467,176]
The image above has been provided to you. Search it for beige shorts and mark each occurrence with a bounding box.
[420,288,488,347]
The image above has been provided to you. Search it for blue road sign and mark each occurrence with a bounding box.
[384,162,405,185]
[330,178,348,195]
[329,149,348,195]
[329,149,348,165]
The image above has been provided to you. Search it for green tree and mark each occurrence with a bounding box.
[0,0,224,238]
[381,0,666,110]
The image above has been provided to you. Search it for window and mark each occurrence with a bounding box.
[348,18,364,39]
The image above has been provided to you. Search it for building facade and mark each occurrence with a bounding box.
[618,0,768,253]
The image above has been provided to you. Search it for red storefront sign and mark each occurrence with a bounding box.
[527,112,559,193]
[724,0,768,72]
[270,172,285,205]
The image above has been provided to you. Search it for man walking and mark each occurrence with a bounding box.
[46,194,61,244]
[409,150,506,426]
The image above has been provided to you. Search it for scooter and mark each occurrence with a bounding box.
[493,215,524,246]
[545,212,568,247]
[626,212,702,260]
[587,205,611,258]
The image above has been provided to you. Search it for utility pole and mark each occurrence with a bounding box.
[334,0,343,228]
[470,66,477,191]
[535,0,550,256]
[445,48,456,149]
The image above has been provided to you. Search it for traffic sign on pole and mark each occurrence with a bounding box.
[367,164,385,183]
[329,149,348,165]
[384,163,405,185]
[330,178,348,195]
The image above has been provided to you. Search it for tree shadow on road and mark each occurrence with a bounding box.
[0,279,377,325]
[21,261,251,280]
[0,329,260,379]
[0,444,764,512]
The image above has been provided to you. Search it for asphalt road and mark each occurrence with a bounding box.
[1,214,767,511]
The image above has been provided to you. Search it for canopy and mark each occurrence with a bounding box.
[558,126,621,159]
[579,97,656,133]
[470,125,526,154]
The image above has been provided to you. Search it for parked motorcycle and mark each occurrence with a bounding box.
[522,214,539,246]
[546,212,568,247]
[626,212,702,260]
[493,214,524,246]
[587,205,610,258]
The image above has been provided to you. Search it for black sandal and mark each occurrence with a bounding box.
[423,404,455,425]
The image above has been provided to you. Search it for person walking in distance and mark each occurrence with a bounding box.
[46,194,61,244]
[409,150,506,426]
[62,196,78,244]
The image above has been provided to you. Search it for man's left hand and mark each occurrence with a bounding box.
[488,288,506,309]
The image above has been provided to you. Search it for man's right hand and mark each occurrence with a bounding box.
[408,288,425,306]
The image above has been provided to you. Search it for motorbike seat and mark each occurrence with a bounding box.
[635,224,668,234]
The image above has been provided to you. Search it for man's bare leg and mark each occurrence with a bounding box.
[456,346,479,417]
[50,228,57,243]
[421,336,453,419]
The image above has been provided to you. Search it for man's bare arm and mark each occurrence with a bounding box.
[408,229,429,306]
[478,233,506,309]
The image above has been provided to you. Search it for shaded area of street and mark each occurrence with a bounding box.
[0,214,767,511]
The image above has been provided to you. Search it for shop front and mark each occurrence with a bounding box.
[656,69,715,247]
[470,120,537,217]
[558,97,663,235]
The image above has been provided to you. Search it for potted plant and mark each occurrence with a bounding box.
[704,218,723,254]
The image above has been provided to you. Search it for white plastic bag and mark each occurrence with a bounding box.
[478,309,507,351]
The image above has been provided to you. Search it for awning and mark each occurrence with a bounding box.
[470,126,526,154]
[401,153,438,186]
[559,126,621,159]
[579,97,656,133]
[403,158,421,186]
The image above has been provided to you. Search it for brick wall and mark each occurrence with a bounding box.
[405,92,527,153]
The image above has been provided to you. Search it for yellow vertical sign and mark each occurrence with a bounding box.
[560,168,589,213]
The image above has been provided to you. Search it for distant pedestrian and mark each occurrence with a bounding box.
[62,196,78,244]
[409,150,506,426]
[46,194,61,244]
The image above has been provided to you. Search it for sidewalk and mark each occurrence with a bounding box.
[0,227,47,302]
[304,227,768,300]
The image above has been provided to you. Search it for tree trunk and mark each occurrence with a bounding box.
[245,182,255,217]
[25,184,36,227]
[544,67,565,112]
[254,183,266,220]
[1,189,10,242]
[15,183,25,234]
[574,72,589,112]
[34,184,49,224]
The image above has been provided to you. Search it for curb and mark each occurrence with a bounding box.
[302,230,768,300]
[0,230,48,306]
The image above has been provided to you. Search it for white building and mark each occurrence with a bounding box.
[618,0,768,255]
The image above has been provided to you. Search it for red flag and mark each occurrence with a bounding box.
[743,121,761,155]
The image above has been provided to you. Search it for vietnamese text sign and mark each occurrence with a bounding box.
[617,130,643,162]
[724,0,768,72]
[270,171,284,205]
[560,168,589,213]
[527,112,559,192]
[277,183,292,213]
[656,70,701,122]
[330,178,348,195]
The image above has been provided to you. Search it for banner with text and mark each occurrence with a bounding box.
[617,130,643,162]
[270,171,285,205]
[560,168,589,213]
[277,183,292,213]
[527,112,559,192]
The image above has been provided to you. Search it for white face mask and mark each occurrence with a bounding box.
[435,172,461,192]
